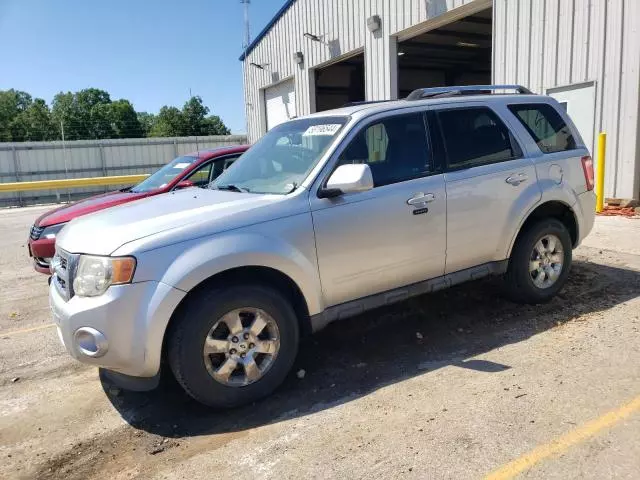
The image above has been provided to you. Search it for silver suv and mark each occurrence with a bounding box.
[50,85,596,408]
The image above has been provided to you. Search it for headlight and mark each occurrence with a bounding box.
[73,255,136,297]
[41,222,68,239]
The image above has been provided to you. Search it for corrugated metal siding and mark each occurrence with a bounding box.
[495,0,640,199]
[0,135,247,206]
[245,0,639,199]
[243,0,484,142]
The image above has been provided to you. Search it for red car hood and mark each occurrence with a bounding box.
[35,190,152,227]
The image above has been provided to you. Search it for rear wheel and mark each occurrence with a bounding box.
[504,219,572,304]
[168,285,299,408]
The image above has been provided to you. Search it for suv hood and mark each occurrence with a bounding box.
[56,188,282,255]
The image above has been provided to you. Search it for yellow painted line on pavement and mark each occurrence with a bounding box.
[2,323,56,337]
[485,394,640,480]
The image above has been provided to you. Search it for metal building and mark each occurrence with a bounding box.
[241,0,640,200]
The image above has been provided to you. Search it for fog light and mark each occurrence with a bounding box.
[74,327,108,358]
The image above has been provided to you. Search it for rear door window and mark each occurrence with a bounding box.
[508,103,577,153]
[436,107,521,170]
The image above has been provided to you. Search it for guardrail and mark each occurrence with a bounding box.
[0,174,149,193]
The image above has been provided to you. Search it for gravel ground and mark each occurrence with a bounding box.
[0,206,639,480]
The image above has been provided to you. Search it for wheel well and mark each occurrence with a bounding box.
[162,266,311,364]
[515,201,578,249]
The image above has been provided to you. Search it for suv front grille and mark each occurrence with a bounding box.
[52,249,76,301]
[30,225,45,241]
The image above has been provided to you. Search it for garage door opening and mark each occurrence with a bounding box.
[397,8,492,98]
[315,52,365,112]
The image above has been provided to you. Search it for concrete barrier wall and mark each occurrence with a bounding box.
[0,135,248,206]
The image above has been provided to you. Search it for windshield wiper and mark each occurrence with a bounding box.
[286,182,299,193]
[214,184,250,193]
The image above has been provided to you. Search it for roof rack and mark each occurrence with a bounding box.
[406,84,533,101]
[341,99,396,107]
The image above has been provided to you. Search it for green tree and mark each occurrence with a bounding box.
[10,99,56,141]
[0,89,33,141]
[182,96,209,136]
[150,106,185,137]
[136,111,157,137]
[3,89,229,141]
[90,102,115,139]
[25,99,55,140]
[51,91,81,140]
[51,88,114,139]
[203,114,231,135]
[110,99,143,138]
[179,96,230,136]
[78,88,112,139]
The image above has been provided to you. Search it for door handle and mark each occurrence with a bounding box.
[505,173,528,186]
[407,192,435,207]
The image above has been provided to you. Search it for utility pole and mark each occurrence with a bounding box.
[240,0,251,49]
[188,88,199,153]
[60,118,71,203]
[241,0,251,137]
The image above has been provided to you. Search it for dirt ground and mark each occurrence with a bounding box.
[0,206,639,480]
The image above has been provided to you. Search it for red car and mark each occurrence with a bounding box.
[28,145,249,273]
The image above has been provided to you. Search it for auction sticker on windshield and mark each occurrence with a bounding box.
[173,163,191,169]
[303,124,342,136]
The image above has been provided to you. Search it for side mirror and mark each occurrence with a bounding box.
[318,164,374,198]
[175,179,195,190]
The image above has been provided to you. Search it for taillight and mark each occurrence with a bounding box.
[581,155,594,191]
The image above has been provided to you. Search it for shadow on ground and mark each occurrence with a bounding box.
[103,259,640,438]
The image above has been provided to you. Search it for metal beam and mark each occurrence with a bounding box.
[398,65,491,74]
[458,16,492,26]
[398,53,490,66]
[400,41,490,53]
[422,29,492,42]
[0,174,150,193]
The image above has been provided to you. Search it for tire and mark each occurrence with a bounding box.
[168,284,299,408]
[504,218,572,304]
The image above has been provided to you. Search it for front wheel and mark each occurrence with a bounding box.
[168,285,299,408]
[504,219,572,304]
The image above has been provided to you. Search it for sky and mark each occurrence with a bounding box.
[0,0,285,134]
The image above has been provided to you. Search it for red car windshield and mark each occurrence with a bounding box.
[131,155,198,193]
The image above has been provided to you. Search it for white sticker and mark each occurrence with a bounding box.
[302,124,342,136]
[173,162,191,169]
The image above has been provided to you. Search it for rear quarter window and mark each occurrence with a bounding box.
[508,103,577,153]
[436,106,522,170]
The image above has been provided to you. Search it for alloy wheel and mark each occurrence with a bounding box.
[203,307,280,387]
[529,234,564,289]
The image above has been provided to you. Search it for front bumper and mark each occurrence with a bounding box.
[49,279,185,378]
[29,238,56,274]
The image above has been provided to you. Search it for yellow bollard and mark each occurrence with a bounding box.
[595,132,606,213]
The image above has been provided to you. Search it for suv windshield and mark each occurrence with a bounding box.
[131,156,198,193]
[211,116,348,194]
